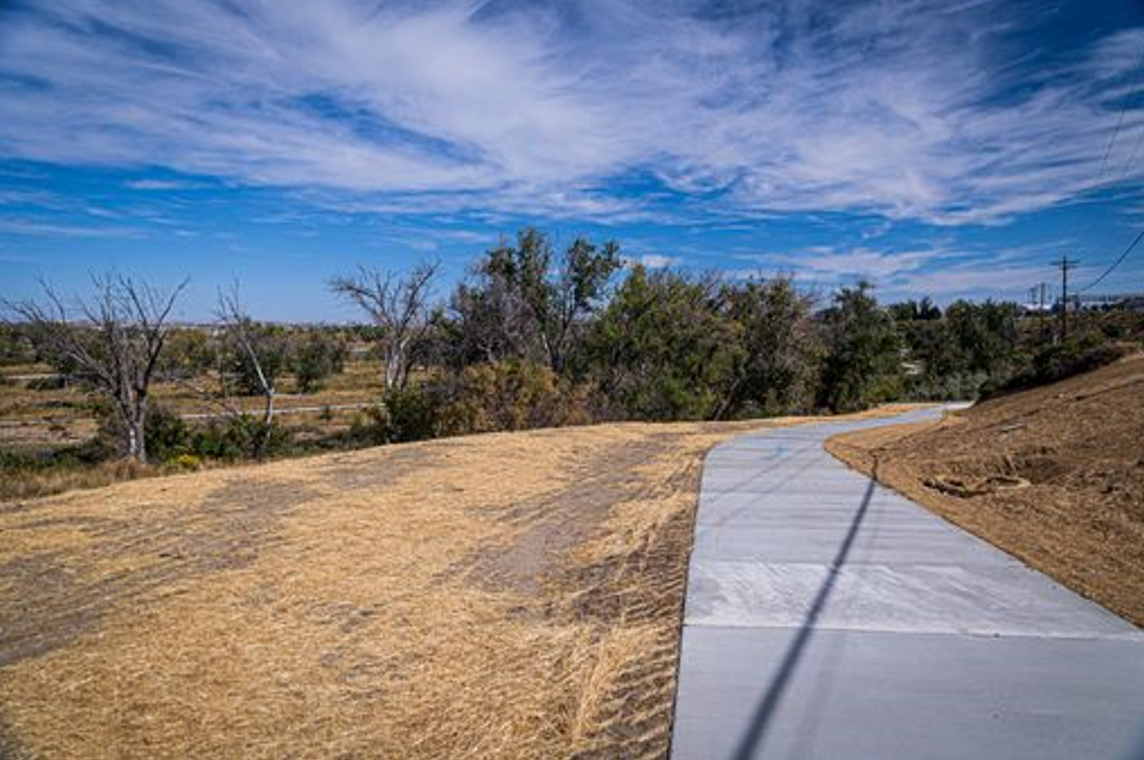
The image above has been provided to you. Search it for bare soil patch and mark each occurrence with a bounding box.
[827,354,1144,627]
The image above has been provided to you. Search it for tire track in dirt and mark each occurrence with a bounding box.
[0,478,314,665]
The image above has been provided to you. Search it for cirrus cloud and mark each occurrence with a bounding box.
[0,0,1141,227]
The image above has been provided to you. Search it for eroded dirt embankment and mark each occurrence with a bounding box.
[827,354,1144,627]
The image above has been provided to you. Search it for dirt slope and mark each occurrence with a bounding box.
[0,408,915,759]
[827,354,1144,627]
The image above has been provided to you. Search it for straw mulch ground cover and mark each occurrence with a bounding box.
[1,408,914,759]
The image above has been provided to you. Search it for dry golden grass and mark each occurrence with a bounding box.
[1,407,913,759]
[827,355,1144,627]
[0,459,162,502]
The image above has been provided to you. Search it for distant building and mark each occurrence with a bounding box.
[1075,293,1144,312]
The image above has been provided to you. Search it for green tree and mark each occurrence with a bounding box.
[818,282,903,412]
[944,299,1020,376]
[291,331,346,393]
[223,321,288,397]
[720,278,822,417]
[449,228,622,373]
[888,297,941,322]
[0,323,37,366]
[159,327,215,380]
[585,266,737,420]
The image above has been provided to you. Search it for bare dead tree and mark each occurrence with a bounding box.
[4,275,188,462]
[329,260,439,392]
[215,285,280,457]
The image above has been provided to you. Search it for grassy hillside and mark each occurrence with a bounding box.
[827,353,1144,627]
[0,407,915,759]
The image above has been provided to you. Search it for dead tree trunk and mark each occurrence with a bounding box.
[330,260,439,394]
[216,285,279,459]
[3,275,187,463]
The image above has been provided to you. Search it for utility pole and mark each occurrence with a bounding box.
[1037,282,1048,342]
[1053,257,1078,343]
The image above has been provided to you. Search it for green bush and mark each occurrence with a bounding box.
[292,333,347,393]
[348,386,444,445]
[0,445,95,475]
[190,415,291,460]
[27,375,66,391]
[902,370,990,402]
[89,401,189,462]
[145,405,191,462]
[982,338,1126,398]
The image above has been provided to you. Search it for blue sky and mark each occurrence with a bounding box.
[1,0,1143,322]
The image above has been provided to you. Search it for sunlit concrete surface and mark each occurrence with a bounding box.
[671,407,1144,760]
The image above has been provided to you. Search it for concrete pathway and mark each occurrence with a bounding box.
[671,408,1144,760]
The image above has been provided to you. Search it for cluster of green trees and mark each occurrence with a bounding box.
[346,230,906,444]
[349,229,1140,442]
[6,227,1141,466]
[160,322,348,394]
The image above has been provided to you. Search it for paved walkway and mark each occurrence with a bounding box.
[671,408,1144,760]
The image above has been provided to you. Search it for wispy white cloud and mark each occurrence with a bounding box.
[636,253,681,268]
[883,262,1049,300]
[751,247,947,279]
[125,178,205,191]
[0,218,146,239]
[0,189,61,206]
[0,0,1141,225]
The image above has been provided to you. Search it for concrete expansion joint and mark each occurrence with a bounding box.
[671,406,1144,760]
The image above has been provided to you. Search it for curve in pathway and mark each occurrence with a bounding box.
[670,407,1144,760]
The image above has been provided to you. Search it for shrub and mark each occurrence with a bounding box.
[0,449,153,501]
[982,338,1126,398]
[27,375,66,391]
[89,401,189,463]
[190,415,291,460]
[145,404,191,462]
[902,370,990,402]
[348,386,444,445]
[439,362,594,435]
[292,333,347,393]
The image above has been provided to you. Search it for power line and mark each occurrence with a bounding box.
[1070,42,1144,255]
[1091,51,1143,188]
[1114,109,1144,185]
[1064,44,1144,298]
[1078,227,1144,292]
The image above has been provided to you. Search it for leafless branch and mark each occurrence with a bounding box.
[2,274,188,462]
[330,259,440,391]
